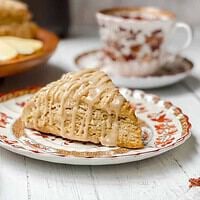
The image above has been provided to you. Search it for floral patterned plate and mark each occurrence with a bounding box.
[0,87,191,165]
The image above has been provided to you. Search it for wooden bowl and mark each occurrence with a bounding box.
[0,28,59,78]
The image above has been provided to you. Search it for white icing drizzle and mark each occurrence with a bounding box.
[32,69,125,146]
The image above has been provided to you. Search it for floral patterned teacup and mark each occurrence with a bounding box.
[96,7,192,76]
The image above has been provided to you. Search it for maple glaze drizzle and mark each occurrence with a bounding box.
[32,69,125,146]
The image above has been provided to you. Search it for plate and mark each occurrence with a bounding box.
[0,28,59,78]
[0,87,191,165]
[74,49,193,89]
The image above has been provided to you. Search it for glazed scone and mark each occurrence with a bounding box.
[0,0,37,38]
[21,69,144,149]
[0,22,37,38]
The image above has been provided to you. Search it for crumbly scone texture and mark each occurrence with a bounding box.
[21,69,144,149]
[0,22,37,38]
[0,0,30,24]
[0,0,37,38]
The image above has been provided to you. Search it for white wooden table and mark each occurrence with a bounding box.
[0,33,200,200]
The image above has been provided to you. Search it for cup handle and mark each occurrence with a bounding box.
[167,22,193,54]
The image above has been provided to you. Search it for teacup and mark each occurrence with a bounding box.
[96,7,192,76]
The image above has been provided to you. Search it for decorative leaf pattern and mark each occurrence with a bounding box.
[0,112,12,128]
[147,111,178,147]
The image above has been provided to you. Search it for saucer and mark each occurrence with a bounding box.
[0,87,191,165]
[74,49,193,89]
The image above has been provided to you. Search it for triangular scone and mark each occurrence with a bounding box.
[21,69,144,149]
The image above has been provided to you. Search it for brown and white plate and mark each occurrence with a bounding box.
[74,49,193,89]
[0,28,59,78]
[0,87,191,165]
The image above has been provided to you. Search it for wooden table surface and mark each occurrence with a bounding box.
[0,34,200,200]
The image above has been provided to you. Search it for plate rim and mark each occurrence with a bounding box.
[0,87,192,164]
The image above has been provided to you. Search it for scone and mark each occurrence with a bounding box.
[0,0,37,38]
[21,69,144,149]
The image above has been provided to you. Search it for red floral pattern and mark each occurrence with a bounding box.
[135,103,148,113]
[147,111,178,147]
[189,177,200,187]
[0,135,17,145]
[148,111,171,123]
[0,112,12,128]
[16,101,26,107]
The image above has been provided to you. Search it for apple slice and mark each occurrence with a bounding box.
[0,36,43,55]
[0,40,18,61]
